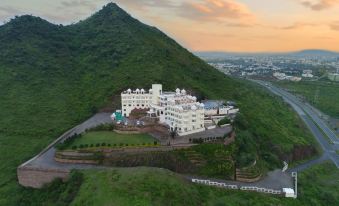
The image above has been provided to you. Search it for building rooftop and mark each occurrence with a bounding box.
[202,100,225,109]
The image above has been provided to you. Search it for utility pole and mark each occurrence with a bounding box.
[314,86,319,104]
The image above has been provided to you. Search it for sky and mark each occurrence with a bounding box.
[1,0,339,52]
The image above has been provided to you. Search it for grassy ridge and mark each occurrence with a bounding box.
[0,3,318,205]
[276,80,339,118]
[67,162,338,206]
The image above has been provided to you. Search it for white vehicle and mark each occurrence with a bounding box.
[136,120,141,126]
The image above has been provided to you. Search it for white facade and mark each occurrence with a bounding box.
[283,188,295,198]
[121,84,205,136]
[121,84,162,117]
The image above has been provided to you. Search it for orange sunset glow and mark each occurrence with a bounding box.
[1,0,339,52]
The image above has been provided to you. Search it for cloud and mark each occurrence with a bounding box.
[329,21,339,30]
[114,0,255,23]
[281,22,318,29]
[299,0,339,10]
[0,6,24,23]
[179,0,255,21]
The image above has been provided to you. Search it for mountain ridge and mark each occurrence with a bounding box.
[0,3,318,205]
[195,49,339,58]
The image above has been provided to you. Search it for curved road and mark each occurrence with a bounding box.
[253,80,339,171]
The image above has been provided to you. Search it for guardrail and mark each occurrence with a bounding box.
[191,178,283,195]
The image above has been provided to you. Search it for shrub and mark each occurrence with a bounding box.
[125,143,129,146]
[119,143,124,146]
[102,143,106,147]
[113,144,117,147]
[218,117,231,126]
[107,144,111,147]
[71,145,77,150]
[154,141,158,145]
[96,143,100,147]
[84,144,88,148]
[79,145,84,149]
[88,123,115,132]
[192,138,204,144]
[90,144,94,147]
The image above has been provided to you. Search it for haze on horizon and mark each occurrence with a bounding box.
[1,0,339,52]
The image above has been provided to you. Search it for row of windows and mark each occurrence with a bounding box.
[122,104,148,107]
[175,124,204,132]
[122,96,152,100]
[122,100,151,104]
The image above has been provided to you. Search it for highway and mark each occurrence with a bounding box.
[253,80,339,170]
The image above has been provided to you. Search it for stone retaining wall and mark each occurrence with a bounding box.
[54,157,99,164]
[17,166,70,189]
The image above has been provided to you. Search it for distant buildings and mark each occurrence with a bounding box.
[302,70,314,78]
[328,69,339,81]
[273,72,302,82]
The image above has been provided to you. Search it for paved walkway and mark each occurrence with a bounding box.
[22,113,113,170]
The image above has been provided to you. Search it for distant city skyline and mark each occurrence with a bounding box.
[1,0,339,52]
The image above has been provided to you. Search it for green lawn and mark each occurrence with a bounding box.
[68,131,156,148]
[276,80,339,118]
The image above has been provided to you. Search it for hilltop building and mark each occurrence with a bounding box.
[121,84,205,136]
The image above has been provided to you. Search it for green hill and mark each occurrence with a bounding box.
[0,3,318,205]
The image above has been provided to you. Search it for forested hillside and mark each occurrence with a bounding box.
[0,3,317,205]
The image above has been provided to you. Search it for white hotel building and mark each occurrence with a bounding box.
[121,84,205,136]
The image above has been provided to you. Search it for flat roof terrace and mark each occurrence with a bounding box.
[168,126,232,145]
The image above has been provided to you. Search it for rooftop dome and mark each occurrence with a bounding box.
[176,88,180,94]
[181,89,186,95]
[141,89,145,93]
[127,89,132,93]
[191,105,197,110]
